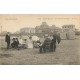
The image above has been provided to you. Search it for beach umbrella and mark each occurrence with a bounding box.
[32,36,40,41]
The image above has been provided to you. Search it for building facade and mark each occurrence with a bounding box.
[20,27,35,34]
[35,22,62,37]
[60,25,75,39]
[19,23,75,40]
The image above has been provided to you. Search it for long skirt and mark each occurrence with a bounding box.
[28,43,33,48]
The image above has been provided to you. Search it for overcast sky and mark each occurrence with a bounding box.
[0,14,80,33]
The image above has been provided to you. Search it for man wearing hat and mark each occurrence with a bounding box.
[5,32,11,49]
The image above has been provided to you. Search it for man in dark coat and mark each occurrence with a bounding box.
[50,34,61,52]
[50,35,57,52]
[56,33,61,44]
[57,35,61,44]
[5,32,10,49]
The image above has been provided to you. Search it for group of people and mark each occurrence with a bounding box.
[11,38,19,48]
[5,32,33,49]
[5,32,21,49]
[39,35,61,53]
[5,32,61,53]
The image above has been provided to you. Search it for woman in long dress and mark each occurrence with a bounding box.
[27,36,33,48]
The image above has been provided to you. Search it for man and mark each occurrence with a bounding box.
[5,32,10,49]
[50,34,61,52]
[57,35,61,44]
[50,35,56,52]
[57,32,61,44]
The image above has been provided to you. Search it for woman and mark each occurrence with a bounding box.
[27,36,33,48]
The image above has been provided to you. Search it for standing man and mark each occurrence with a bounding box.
[50,35,57,52]
[5,32,11,49]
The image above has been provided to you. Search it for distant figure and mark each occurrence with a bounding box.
[5,32,11,49]
[27,36,33,48]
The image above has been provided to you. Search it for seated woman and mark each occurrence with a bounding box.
[11,38,16,48]
[33,40,41,48]
[36,39,42,47]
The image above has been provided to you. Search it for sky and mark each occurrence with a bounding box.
[0,14,80,33]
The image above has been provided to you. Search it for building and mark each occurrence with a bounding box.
[13,31,20,35]
[19,23,75,40]
[35,22,62,37]
[60,25,75,39]
[20,27,35,34]
[62,25,75,32]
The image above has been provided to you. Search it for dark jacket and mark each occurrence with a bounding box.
[51,39,56,45]
[43,38,51,46]
[57,35,61,44]
[5,35,10,42]
[51,35,61,45]
[15,40,19,46]
[53,36,57,44]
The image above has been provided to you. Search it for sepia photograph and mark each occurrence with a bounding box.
[0,14,80,65]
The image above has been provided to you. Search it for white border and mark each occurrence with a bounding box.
[0,65,80,80]
[0,0,80,14]
[0,0,80,80]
